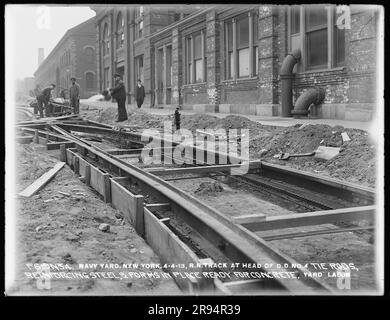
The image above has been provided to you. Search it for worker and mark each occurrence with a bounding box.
[174,107,181,130]
[135,79,145,109]
[69,77,80,114]
[109,73,128,122]
[36,84,55,118]
[33,84,41,116]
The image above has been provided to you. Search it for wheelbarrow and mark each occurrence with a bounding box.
[279,146,340,161]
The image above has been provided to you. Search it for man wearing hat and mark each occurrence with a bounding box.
[36,83,56,118]
[69,77,80,114]
[109,73,128,122]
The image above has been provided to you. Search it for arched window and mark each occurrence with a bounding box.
[85,72,95,90]
[84,46,94,62]
[103,23,110,56]
[116,13,124,49]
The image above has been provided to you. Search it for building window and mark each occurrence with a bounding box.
[225,12,258,80]
[103,24,110,56]
[84,47,94,63]
[116,13,124,49]
[288,5,345,70]
[86,72,95,90]
[135,7,144,40]
[185,32,206,84]
[135,55,144,84]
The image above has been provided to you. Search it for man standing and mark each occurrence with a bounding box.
[109,73,128,122]
[69,77,80,114]
[36,84,55,118]
[33,84,41,116]
[135,79,145,109]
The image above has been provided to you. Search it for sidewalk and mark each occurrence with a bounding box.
[81,100,376,133]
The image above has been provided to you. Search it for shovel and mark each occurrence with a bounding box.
[279,146,340,161]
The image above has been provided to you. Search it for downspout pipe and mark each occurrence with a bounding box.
[280,49,301,117]
[291,87,325,117]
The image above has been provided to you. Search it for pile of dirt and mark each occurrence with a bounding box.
[88,106,170,128]
[194,181,224,195]
[10,145,180,295]
[83,105,376,187]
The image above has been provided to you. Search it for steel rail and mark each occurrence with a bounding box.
[50,124,333,293]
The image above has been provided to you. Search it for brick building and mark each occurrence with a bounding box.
[34,17,98,99]
[93,5,380,121]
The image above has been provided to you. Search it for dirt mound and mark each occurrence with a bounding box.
[251,125,376,187]
[89,107,169,128]
[195,181,224,195]
[180,114,220,131]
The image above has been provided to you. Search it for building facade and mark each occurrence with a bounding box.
[93,5,380,121]
[34,17,98,99]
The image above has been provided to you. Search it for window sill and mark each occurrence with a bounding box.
[296,66,346,75]
[133,38,144,44]
[222,76,258,83]
[182,82,207,88]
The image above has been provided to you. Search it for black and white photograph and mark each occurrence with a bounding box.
[4,4,384,299]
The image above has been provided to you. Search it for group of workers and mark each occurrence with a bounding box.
[33,72,146,122]
[33,77,80,118]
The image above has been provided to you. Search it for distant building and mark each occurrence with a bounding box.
[34,17,98,99]
[24,77,35,96]
[92,5,380,121]
[38,48,45,66]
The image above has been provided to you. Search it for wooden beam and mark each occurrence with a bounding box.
[16,135,33,144]
[47,141,75,150]
[261,226,375,241]
[241,206,376,232]
[146,161,261,176]
[18,162,65,197]
[145,203,171,212]
[232,214,266,225]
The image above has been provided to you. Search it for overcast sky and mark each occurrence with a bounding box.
[6,5,96,80]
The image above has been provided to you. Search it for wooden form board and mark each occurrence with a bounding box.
[16,135,33,144]
[77,156,90,179]
[66,148,78,166]
[146,161,261,176]
[18,162,65,197]
[144,208,205,292]
[241,205,376,232]
[46,141,75,150]
[89,164,111,202]
[110,178,144,236]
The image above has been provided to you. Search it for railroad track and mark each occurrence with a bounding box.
[16,115,376,295]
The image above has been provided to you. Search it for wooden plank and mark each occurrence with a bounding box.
[90,164,110,200]
[241,206,376,232]
[144,208,202,292]
[16,135,33,144]
[145,203,171,212]
[78,156,89,178]
[110,178,144,235]
[18,162,65,197]
[232,214,266,225]
[47,141,75,150]
[116,154,141,159]
[261,226,375,241]
[261,162,375,199]
[146,161,261,176]
[59,144,66,162]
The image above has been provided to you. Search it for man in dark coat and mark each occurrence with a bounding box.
[109,73,128,122]
[69,77,80,114]
[135,79,145,109]
[36,84,55,118]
